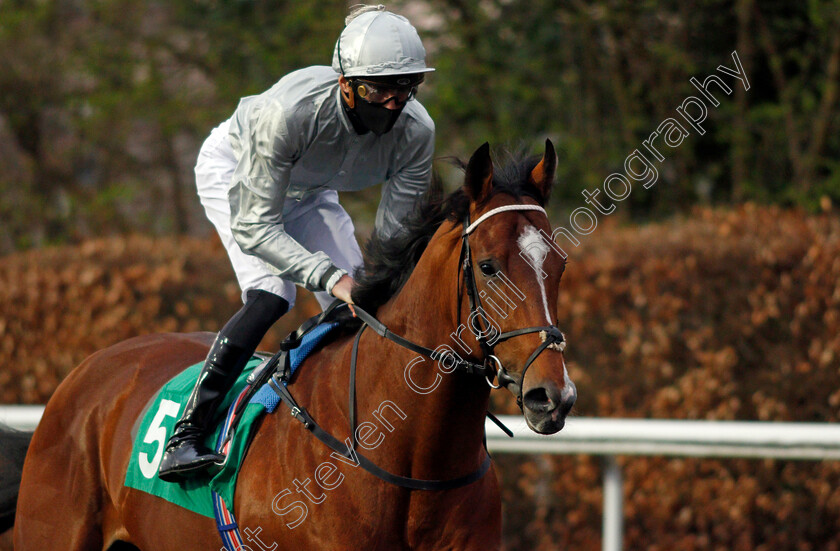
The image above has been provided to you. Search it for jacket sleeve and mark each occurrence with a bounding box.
[374,117,435,240]
[227,98,339,292]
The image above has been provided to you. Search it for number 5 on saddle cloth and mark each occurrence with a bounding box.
[124,300,357,520]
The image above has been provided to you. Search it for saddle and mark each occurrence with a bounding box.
[225,300,360,442]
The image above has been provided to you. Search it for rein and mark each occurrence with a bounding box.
[265,203,566,491]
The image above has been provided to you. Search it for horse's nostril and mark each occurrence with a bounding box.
[523,387,553,413]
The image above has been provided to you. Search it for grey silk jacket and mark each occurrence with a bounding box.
[226,65,435,292]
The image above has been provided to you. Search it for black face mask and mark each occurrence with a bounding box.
[351,89,404,136]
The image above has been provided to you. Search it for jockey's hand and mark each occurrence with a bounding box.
[331,274,357,316]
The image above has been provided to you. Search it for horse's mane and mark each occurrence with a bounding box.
[351,151,546,312]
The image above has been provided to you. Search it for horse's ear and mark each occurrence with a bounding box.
[529,139,557,204]
[464,142,493,202]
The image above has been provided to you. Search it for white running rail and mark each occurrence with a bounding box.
[4,407,840,551]
[485,416,840,551]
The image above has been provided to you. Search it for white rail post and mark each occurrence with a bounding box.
[602,455,623,551]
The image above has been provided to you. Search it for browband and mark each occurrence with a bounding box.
[462,205,546,236]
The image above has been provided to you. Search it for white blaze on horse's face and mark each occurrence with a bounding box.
[517,225,553,325]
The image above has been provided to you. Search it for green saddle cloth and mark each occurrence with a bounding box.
[124,357,267,518]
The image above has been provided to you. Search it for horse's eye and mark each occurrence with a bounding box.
[479,261,498,277]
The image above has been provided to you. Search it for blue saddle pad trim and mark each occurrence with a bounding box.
[250,321,339,413]
[289,321,339,371]
[252,384,282,413]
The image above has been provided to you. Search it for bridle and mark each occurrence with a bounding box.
[259,201,568,491]
[352,202,567,410]
[455,203,567,409]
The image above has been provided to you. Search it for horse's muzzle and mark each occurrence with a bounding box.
[522,380,576,434]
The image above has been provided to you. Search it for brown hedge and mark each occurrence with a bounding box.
[0,205,838,549]
[495,205,840,551]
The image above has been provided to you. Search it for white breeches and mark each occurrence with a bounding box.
[194,119,364,309]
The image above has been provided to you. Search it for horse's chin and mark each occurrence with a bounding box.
[524,407,567,435]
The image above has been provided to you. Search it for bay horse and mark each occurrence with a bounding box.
[5,140,575,550]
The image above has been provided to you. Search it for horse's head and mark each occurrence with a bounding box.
[457,140,576,434]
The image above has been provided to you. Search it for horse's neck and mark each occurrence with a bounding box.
[358,231,490,473]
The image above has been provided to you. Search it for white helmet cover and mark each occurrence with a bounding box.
[332,8,435,78]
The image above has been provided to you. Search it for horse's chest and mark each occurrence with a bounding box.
[235,480,500,550]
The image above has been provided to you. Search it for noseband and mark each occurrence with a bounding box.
[457,204,567,409]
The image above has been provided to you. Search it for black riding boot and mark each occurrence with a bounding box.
[157,335,251,481]
[157,289,288,482]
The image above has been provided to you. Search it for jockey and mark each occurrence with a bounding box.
[158,5,435,481]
